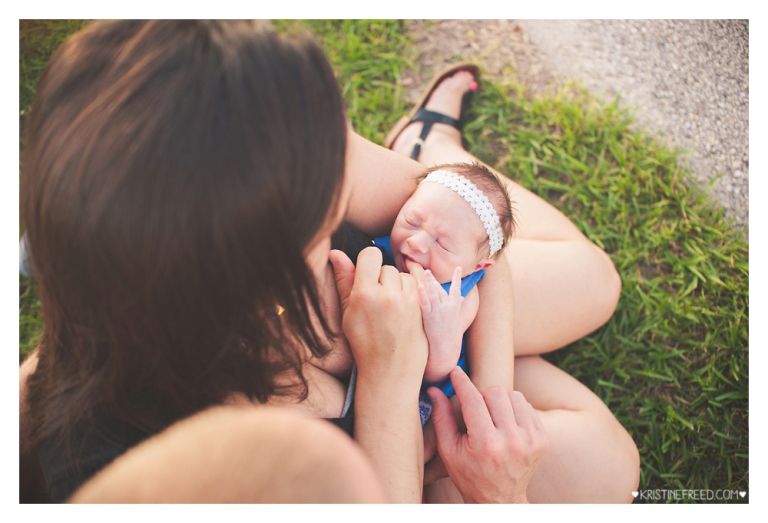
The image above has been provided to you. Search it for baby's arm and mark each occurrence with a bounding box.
[466,252,515,391]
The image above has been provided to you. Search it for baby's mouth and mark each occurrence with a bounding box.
[401,253,426,273]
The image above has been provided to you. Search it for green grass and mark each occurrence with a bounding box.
[464,80,748,500]
[19,20,88,137]
[19,20,748,503]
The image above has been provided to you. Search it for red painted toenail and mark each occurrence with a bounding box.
[470,81,478,91]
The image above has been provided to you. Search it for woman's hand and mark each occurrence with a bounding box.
[329,247,428,502]
[426,367,548,503]
[329,247,428,383]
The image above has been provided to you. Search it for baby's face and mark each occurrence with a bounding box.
[390,181,493,282]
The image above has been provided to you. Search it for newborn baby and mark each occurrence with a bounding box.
[372,162,515,420]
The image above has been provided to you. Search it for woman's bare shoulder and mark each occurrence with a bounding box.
[228,364,347,419]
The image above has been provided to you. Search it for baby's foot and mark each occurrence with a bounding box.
[392,70,477,156]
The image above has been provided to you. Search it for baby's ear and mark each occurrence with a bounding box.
[474,259,494,271]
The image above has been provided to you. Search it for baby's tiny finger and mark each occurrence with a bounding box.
[428,270,447,302]
[425,271,441,303]
[417,284,431,313]
[449,266,462,299]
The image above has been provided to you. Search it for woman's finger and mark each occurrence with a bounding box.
[400,272,418,295]
[328,249,356,309]
[426,387,461,459]
[407,259,426,283]
[448,367,494,444]
[449,266,462,299]
[530,402,545,433]
[353,247,383,291]
[508,391,535,433]
[482,387,518,432]
[378,264,399,288]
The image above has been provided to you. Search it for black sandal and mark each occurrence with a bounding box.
[406,108,463,160]
[383,63,480,161]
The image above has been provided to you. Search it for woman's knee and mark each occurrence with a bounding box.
[595,406,641,502]
[613,423,641,502]
[590,244,622,328]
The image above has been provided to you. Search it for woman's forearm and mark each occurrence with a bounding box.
[330,247,427,503]
[343,129,422,236]
[354,370,424,503]
[468,249,515,391]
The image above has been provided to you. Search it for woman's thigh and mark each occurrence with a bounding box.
[425,356,639,503]
[71,406,385,503]
[504,238,621,355]
[514,356,639,502]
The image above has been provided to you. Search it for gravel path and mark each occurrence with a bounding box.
[404,20,749,230]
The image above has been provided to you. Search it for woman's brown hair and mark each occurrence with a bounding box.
[21,21,347,467]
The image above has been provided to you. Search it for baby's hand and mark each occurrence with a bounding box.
[418,267,465,383]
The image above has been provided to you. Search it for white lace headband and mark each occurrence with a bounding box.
[421,169,504,256]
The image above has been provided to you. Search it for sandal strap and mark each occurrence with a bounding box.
[409,108,463,160]
[414,108,462,130]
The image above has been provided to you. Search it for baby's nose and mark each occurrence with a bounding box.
[406,232,430,253]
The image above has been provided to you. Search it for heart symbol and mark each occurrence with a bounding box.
[632,491,639,498]
[739,491,746,498]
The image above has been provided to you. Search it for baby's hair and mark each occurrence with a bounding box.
[421,162,516,257]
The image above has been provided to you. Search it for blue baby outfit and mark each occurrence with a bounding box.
[372,236,485,423]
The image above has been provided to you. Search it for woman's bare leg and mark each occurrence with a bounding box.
[391,71,621,355]
[71,405,386,503]
[398,73,637,502]
[425,356,640,503]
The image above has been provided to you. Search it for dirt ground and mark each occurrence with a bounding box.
[402,20,749,231]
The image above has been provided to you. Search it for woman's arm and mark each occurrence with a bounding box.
[467,249,515,391]
[329,247,428,502]
[354,365,424,502]
[343,128,422,236]
[71,406,387,503]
